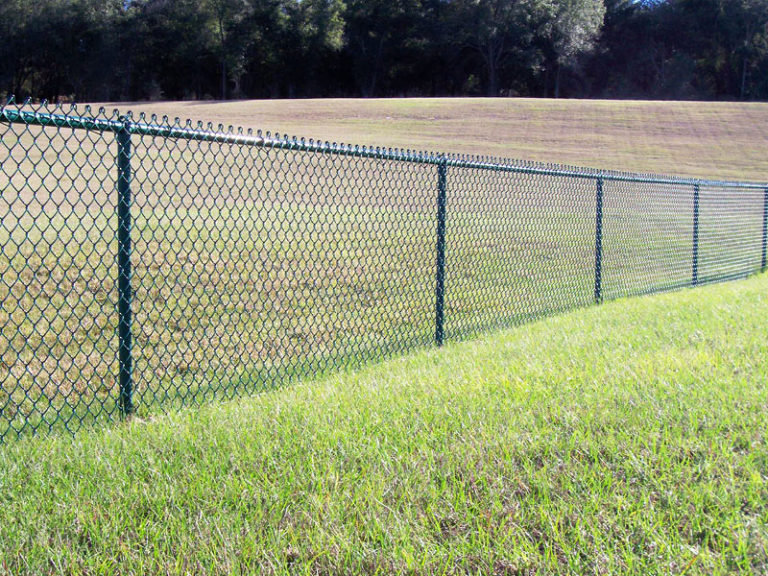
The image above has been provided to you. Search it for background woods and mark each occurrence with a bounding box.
[1,0,767,102]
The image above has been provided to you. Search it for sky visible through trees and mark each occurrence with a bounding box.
[1,0,767,101]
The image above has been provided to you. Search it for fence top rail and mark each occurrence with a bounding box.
[2,98,767,190]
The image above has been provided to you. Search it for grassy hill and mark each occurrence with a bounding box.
[2,273,767,575]
[99,98,768,182]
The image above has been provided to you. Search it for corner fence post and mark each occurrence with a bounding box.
[594,177,604,304]
[117,120,134,415]
[762,187,768,273]
[692,183,700,286]
[434,158,448,346]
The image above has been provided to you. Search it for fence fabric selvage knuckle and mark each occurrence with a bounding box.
[1,99,767,440]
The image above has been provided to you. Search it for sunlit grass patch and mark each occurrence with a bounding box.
[1,273,766,574]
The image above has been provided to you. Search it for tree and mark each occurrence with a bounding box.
[343,0,427,96]
[734,0,768,98]
[707,0,768,99]
[282,0,346,96]
[0,0,36,98]
[126,0,218,99]
[451,0,548,96]
[545,0,606,97]
[205,0,251,99]
[2,0,767,102]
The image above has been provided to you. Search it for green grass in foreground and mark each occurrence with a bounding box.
[2,274,768,575]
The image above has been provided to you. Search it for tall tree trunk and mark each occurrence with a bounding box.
[554,62,561,99]
[740,55,748,100]
[221,59,227,100]
[488,63,498,97]
[217,12,227,100]
[482,41,500,97]
[13,66,28,98]
[367,37,385,97]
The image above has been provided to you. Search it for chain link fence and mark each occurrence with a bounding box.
[1,99,767,440]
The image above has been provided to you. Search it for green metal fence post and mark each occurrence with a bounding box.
[117,119,134,415]
[434,157,448,346]
[594,177,604,304]
[762,187,768,273]
[693,183,700,286]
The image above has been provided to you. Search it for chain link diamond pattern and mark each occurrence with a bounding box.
[1,99,766,440]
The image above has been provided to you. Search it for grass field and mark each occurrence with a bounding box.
[1,98,767,437]
[98,98,768,182]
[1,273,766,574]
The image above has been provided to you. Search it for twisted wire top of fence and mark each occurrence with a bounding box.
[1,96,767,441]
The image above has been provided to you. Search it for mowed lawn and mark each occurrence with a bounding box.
[99,98,768,182]
[1,273,767,575]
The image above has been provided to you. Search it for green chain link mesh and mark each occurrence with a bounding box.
[1,98,767,440]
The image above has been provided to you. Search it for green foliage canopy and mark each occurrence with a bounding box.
[1,0,766,100]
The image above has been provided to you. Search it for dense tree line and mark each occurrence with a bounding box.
[1,0,767,101]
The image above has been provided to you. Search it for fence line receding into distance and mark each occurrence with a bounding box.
[1,99,767,439]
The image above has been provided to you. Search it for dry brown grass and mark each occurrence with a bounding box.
[97,97,768,182]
